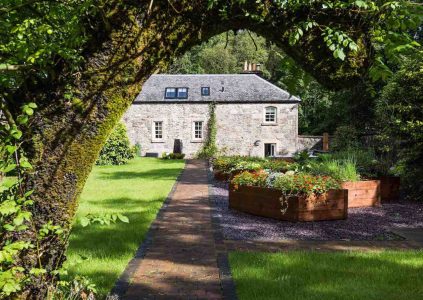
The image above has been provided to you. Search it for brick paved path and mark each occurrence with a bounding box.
[123,160,222,300]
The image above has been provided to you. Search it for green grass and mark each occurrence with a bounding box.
[229,250,423,300]
[65,158,185,298]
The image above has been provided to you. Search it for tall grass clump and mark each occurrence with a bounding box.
[311,157,360,182]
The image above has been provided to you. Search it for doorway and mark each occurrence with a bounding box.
[264,143,276,157]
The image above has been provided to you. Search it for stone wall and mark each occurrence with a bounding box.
[123,102,299,158]
[297,135,323,151]
[215,103,298,157]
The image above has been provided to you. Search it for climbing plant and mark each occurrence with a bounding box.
[197,102,218,159]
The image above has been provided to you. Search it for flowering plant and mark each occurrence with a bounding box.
[273,173,340,196]
[231,170,268,189]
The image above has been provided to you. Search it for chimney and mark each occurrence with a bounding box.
[240,61,263,76]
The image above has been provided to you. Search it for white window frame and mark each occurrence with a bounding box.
[264,106,277,124]
[264,143,277,157]
[152,120,164,142]
[192,121,204,141]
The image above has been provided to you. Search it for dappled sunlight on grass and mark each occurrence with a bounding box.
[229,250,423,300]
[65,158,185,298]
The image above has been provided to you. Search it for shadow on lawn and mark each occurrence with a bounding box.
[98,168,183,180]
[86,197,165,211]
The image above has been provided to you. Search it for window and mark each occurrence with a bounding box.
[265,106,277,123]
[165,87,188,99]
[154,121,163,139]
[201,87,210,96]
[177,87,188,98]
[165,88,177,99]
[193,121,203,140]
[264,143,276,157]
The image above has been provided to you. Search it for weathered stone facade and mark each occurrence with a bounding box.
[123,74,301,158]
[123,102,299,158]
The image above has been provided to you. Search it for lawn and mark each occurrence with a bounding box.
[229,250,423,300]
[65,157,185,298]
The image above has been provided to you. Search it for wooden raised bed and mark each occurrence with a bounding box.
[341,180,381,208]
[379,176,400,202]
[229,184,348,222]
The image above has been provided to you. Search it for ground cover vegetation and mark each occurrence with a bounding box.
[65,158,184,297]
[229,250,423,300]
[1,0,422,297]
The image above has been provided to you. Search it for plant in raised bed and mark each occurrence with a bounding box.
[273,173,340,197]
[229,171,347,222]
[231,170,269,189]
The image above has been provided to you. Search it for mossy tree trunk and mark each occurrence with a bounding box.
[10,1,374,297]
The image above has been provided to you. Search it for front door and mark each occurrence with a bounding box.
[264,143,276,157]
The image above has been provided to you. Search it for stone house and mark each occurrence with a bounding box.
[123,74,301,158]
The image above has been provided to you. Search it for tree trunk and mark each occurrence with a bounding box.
[11,1,374,297]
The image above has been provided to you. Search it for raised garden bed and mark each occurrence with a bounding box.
[229,184,348,222]
[341,180,380,208]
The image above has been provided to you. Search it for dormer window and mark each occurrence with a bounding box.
[264,106,277,123]
[201,87,210,96]
[177,87,188,98]
[165,87,188,99]
[165,88,177,99]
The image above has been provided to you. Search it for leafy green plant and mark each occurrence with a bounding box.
[79,213,129,227]
[310,157,360,182]
[162,152,186,160]
[230,161,263,174]
[212,156,265,174]
[134,143,142,157]
[329,149,379,178]
[96,123,135,166]
[262,160,290,172]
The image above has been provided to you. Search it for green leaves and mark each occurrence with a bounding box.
[80,213,130,227]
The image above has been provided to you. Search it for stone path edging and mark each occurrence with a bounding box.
[207,163,238,300]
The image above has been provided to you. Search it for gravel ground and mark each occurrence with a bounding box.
[210,180,423,241]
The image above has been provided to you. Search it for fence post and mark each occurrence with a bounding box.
[323,132,329,151]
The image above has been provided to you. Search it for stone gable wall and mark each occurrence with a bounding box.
[123,102,298,158]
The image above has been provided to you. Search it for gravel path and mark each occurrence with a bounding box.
[210,180,423,241]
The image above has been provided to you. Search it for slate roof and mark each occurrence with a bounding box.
[134,74,301,103]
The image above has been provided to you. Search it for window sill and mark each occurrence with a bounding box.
[151,140,165,143]
[191,140,204,143]
[261,123,277,126]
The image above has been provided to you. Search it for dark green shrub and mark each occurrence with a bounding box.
[376,60,423,200]
[96,123,135,165]
[332,125,360,151]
